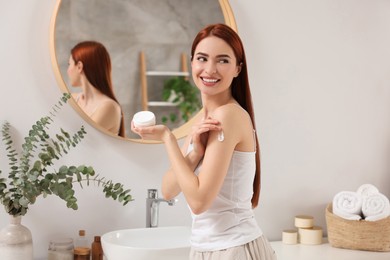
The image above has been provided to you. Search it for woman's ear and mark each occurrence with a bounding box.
[235,62,243,77]
[76,61,83,73]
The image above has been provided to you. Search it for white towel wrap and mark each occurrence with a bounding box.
[357,184,379,198]
[362,193,390,221]
[332,191,363,220]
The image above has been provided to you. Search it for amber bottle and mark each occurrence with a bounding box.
[91,236,103,260]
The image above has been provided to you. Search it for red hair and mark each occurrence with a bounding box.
[71,41,125,137]
[191,24,261,208]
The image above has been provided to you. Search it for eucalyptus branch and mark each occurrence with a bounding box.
[0,93,133,217]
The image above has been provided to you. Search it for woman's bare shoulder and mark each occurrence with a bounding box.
[98,98,120,110]
[92,98,121,120]
[211,103,254,148]
[213,103,250,122]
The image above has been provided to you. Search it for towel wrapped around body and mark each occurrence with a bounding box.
[362,193,390,221]
[332,191,362,220]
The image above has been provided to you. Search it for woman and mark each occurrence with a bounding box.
[132,24,276,259]
[67,41,125,137]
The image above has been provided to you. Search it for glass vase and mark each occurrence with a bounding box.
[0,215,33,260]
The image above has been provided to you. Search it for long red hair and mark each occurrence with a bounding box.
[71,41,125,137]
[191,24,261,208]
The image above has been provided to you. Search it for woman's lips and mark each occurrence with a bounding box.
[201,77,220,86]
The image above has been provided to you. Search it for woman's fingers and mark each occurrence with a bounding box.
[193,119,221,133]
[131,122,168,141]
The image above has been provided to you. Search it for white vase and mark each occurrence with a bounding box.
[0,215,33,260]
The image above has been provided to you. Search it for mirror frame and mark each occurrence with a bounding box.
[49,0,237,143]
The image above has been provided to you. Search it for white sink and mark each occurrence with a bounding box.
[101,226,191,260]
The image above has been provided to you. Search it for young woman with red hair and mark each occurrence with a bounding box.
[67,41,125,137]
[132,24,276,259]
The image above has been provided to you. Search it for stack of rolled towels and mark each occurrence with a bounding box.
[332,184,390,221]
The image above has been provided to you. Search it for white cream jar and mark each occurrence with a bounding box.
[133,111,156,127]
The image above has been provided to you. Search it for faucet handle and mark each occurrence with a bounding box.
[147,189,158,199]
[167,198,178,206]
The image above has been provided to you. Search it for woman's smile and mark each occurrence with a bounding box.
[201,77,220,86]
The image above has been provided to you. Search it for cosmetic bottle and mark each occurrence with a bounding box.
[91,236,103,260]
[74,230,90,260]
[133,111,156,127]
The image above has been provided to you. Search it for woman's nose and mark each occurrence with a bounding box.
[205,62,217,75]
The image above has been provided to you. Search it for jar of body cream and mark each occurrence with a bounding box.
[133,111,156,127]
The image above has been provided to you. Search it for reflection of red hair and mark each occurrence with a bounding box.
[191,24,261,208]
[71,41,125,137]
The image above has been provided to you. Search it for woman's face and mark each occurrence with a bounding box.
[67,56,81,87]
[191,35,241,97]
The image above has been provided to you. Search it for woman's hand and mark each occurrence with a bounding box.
[190,117,221,158]
[131,121,171,142]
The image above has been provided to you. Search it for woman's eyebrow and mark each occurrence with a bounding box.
[216,54,232,59]
[195,52,232,59]
[195,52,209,57]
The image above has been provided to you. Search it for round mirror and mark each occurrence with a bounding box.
[50,0,236,143]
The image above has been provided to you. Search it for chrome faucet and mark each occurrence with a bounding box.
[146,189,177,228]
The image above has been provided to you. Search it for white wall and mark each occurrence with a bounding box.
[0,0,389,259]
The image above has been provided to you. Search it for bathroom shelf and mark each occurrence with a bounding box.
[147,101,177,107]
[139,51,189,110]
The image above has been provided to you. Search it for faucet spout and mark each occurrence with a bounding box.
[146,189,177,228]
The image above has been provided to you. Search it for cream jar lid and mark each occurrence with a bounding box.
[294,215,314,228]
[133,111,156,127]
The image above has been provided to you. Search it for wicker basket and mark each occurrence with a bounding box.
[325,203,390,252]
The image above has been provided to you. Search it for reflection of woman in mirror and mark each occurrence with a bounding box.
[67,41,125,137]
[132,24,276,259]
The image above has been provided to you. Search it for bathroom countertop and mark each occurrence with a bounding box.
[34,241,390,260]
[270,240,390,260]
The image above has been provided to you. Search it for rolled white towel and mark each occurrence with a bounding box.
[356,184,379,198]
[362,193,390,221]
[332,191,363,220]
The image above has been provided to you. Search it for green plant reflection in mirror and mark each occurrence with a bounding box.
[161,76,202,124]
[50,0,236,143]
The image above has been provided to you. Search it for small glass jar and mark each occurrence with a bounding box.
[48,238,74,260]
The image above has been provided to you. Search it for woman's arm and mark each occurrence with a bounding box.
[132,108,241,214]
[161,134,192,200]
[162,106,242,214]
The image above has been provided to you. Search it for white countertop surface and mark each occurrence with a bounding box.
[35,240,390,260]
[270,240,390,260]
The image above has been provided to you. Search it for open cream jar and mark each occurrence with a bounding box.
[133,111,156,127]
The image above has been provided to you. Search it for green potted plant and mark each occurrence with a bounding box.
[0,93,132,260]
[161,76,201,123]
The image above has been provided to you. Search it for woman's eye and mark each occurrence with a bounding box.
[197,56,207,62]
[218,59,229,64]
